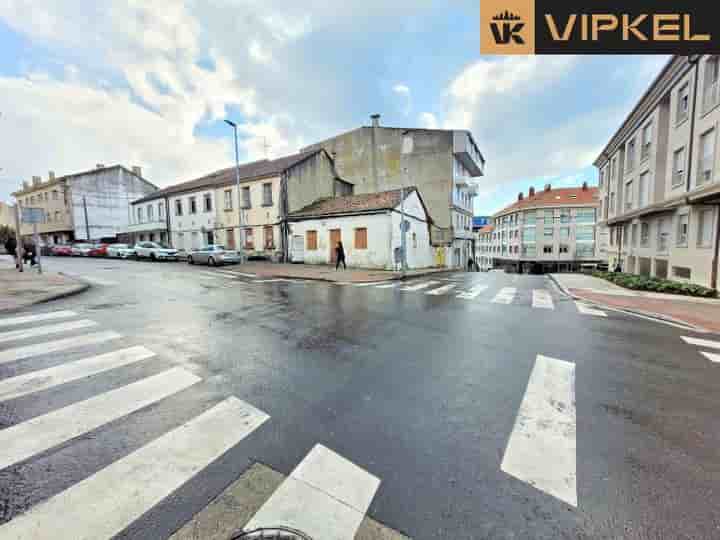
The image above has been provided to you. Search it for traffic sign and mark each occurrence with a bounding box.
[21,207,44,224]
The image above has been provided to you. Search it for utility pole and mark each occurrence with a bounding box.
[83,196,90,241]
[14,203,23,272]
[33,222,42,274]
[224,119,244,263]
[400,167,408,276]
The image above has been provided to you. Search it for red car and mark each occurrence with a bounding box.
[88,244,109,257]
[51,245,73,256]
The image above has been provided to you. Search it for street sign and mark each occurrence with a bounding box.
[21,207,44,224]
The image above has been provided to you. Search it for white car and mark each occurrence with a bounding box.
[134,241,179,261]
[71,243,94,256]
[187,245,241,266]
[107,243,135,259]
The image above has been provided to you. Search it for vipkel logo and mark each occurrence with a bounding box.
[490,11,526,45]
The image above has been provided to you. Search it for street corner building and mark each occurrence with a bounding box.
[479,183,600,274]
[11,165,156,245]
[595,54,720,291]
[286,187,435,270]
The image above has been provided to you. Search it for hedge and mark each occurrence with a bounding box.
[592,271,717,298]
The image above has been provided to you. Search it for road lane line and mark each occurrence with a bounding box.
[501,354,577,507]
[701,352,720,363]
[375,282,401,289]
[0,346,156,402]
[457,285,489,299]
[491,287,517,304]
[0,397,269,540]
[0,367,200,470]
[0,319,99,344]
[532,290,555,310]
[575,301,607,317]
[0,331,122,365]
[228,272,257,278]
[353,281,392,287]
[401,280,441,292]
[426,283,458,296]
[245,444,380,539]
[681,336,720,350]
[0,311,78,329]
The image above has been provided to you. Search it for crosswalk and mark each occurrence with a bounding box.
[681,335,720,363]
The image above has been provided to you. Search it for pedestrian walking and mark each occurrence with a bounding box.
[335,241,347,270]
[4,236,18,269]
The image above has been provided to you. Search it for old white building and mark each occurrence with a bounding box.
[287,188,434,270]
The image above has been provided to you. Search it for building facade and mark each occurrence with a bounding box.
[12,165,156,245]
[476,224,494,271]
[487,184,600,273]
[301,115,484,268]
[595,55,720,289]
[0,202,15,230]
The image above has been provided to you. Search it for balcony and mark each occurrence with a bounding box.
[453,131,485,177]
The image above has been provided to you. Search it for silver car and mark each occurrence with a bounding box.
[134,241,179,261]
[187,245,241,266]
[107,243,135,259]
[71,243,94,256]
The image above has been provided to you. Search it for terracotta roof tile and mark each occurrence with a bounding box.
[494,187,599,217]
[478,225,495,233]
[289,187,417,219]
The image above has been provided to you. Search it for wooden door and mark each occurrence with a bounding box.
[330,229,341,262]
[226,229,235,249]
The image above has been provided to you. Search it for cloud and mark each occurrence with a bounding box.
[393,84,412,116]
[418,112,438,129]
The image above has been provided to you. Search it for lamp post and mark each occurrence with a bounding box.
[224,119,244,263]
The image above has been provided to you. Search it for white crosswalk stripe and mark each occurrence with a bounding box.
[701,352,720,363]
[0,346,156,402]
[375,282,401,289]
[245,444,380,539]
[491,287,517,304]
[354,281,392,287]
[0,331,122,365]
[0,397,269,540]
[0,367,201,470]
[575,301,607,317]
[681,336,720,350]
[401,280,441,292]
[0,319,98,344]
[426,283,458,296]
[0,310,78,329]
[532,290,554,310]
[501,354,577,507]
[457,284,489,300]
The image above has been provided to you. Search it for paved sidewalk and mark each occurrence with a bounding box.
[239,261,452,283]
[0,265,89,313]
[550,273,720,333]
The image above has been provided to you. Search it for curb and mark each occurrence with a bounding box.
[0,282,91,315]
[253,268,452,284]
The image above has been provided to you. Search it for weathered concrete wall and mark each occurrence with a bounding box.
[285,151,337,214]
[390,190,435,269]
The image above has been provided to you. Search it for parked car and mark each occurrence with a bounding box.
[51,244,73,256]
[134,241,179,261]
[187,245,241,266]
[106,243,135,259]
[71,243,94,256]
[88,243,109,257]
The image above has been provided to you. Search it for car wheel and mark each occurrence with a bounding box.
[208,257,216,267]
[188,256,194,265]
[150,253,156,262]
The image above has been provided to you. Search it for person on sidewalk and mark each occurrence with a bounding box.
[4,236,18,269]
[335,241,347,270]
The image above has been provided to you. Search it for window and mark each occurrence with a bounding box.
[147,204,154,222]
[658,217,670,252]
[159,202,165,219]
[522,244,536,257]
[672,147,686,187]
[413,232,417,248]
[640,222,650,247]
[206,231,214,245]
[204,193,212,213]
[698,208,714,247]
[677,83,690,124]
[677,214,689,247]
[244,228,254,249]
[699,128,716,184]
[262,183,273,206]
[224,189,233,210]
[631,223,638,246]
[543,245,553,254]
[626,138,636,171]
[175,199,183,216]
[189,196,197,214]
[576,244,595,258]
[30,196,35,204]
[559,245,569,254]
[137,207,143,223]
[44,192,49,201]
[609,192,615,213]
[264,226,274,249]
[599,169,605,189]
[54,211,60,222]
[544,227,554,238]
[242,186,251,208]
[355,228,368,249]
[543,214,553,225]
[522,228,536,242]
[576,226,594,242]
[52,190,58,200]
[673,266,692,280]
[610,157,617,181]
[306,230,318,250]
[625,181,634,210]
[524,211,536,224]
[641,122,652,160]
[575,208,595,224]
[703,56,719,113]
[560,210,570,224]
[559,227,569,241]
[638,172,650,208]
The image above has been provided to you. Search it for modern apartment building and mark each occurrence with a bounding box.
[301,115,485,268]
[476,224,494,270]
[485,184,600,273]
[595,55,720,289]
[12,165,156,244]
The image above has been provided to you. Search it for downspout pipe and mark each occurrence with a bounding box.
[711,205,720,290]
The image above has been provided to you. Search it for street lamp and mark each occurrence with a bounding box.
[224,119,244,262]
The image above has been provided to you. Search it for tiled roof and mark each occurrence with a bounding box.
[132,150,323,204]
[494,187,599,217]
[289,187,417,219]
[478,225,495,233]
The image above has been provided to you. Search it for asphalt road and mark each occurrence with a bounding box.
[1,256,719,539]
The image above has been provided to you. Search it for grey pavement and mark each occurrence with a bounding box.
[0,256,719,539]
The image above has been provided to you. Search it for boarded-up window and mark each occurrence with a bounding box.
[307,230,318,250]
[355,228,368,249]
[264,226,274,249]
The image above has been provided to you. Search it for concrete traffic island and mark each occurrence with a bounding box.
[0,267,89,313]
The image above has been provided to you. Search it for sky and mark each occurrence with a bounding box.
[0,1,670,216]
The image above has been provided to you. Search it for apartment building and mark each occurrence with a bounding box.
[476,224,494,270]
[486,184,600,273]
[301,114,485,268]
[12,165,156,244]
[595,55,720,289]
[0,201,15,230]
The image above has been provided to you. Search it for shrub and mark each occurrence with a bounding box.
[592,271,717,298]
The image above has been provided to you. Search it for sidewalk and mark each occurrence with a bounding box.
[239,261,452,283]
[550,273,720,333]
[0,265,89,313]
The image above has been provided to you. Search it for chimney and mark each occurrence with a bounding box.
[544,183,551,192]
[528,187,535,197]
[48,170,56,181]
[582,181,588,191]
[370,114,381,128]
[518,192,524,201]
[132,166,142,177]
[32,176,41,186]
[96,163,105,169]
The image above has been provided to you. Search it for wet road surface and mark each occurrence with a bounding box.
[1,257,719,539]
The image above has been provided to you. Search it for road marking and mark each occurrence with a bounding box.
[375,282,401,289]
[215,270,243,278]
[575,301,607,317]
[0,331,122,365]
[501,354,577,507]
[0,346,156,402]
[64,273,117,286]
[426,283,458,296]
[681,336,720,351]
[701,352,720,363]
[245,444,380,539]
[0,319,99,344]
[491,287,517,304]
[457,284,489,299]
[228,272,258,278]
[532,290,555,310]
[253,279,289,283]
[0,367,200,470]
[353,281,392,287]
[401,280,441,292]
[0,310,78,329]
[0,397,269,540]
